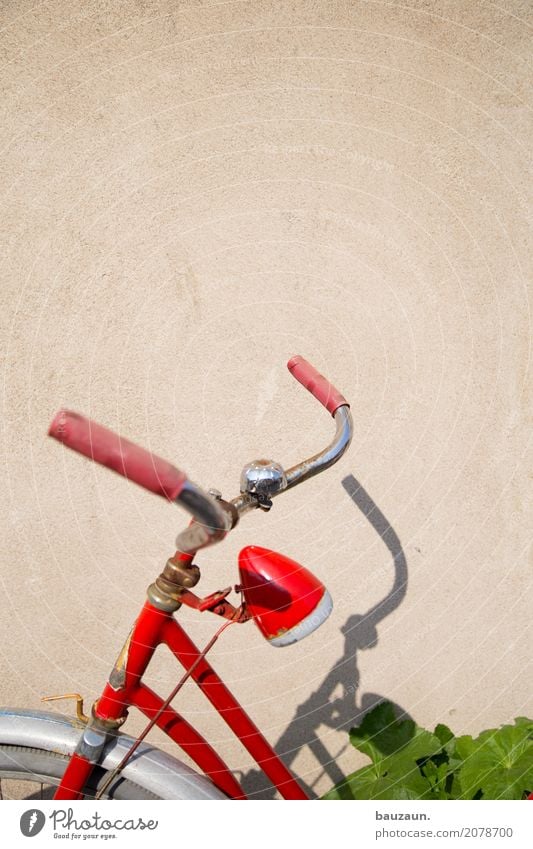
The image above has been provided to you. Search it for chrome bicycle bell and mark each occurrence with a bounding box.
[240,459,288,502]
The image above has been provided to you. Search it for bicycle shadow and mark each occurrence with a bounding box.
[240,474,409,799]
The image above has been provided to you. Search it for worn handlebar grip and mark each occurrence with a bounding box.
[49,410,187,501]
[287,356,349,416]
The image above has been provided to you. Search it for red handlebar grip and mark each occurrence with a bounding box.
[287,356,349,416]
[49,410,187,501]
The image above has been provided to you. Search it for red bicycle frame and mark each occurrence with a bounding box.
[48,356,353,800]
[54,596,308,800]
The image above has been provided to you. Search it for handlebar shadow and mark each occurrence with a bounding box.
[239,473,410,799]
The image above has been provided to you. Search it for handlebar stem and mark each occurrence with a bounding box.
[175,481,233,555]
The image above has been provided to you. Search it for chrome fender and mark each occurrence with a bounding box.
[0,708,226,800]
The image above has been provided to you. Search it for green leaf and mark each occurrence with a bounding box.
[514,717,533,734]
[348,701,398,760]
[322,763,429,800]
[433,723,461,771]
[482,751,533,800]
[455,733,475,760]
[457,722,533,800]
[434,723,454,746]
[422,760,450,799]
[323,702,443,800]
[349,702,442,765]
[322,706,533,802]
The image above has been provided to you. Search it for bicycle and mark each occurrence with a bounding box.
[0,356,352,800]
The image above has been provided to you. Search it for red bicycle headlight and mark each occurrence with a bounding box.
[238,546,332,647]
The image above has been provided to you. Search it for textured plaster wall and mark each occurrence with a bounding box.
[0,1,531,798]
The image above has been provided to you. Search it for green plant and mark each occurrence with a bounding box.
[322,702,533,800]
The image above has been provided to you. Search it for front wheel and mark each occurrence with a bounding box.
[0,708,227,800]
[0,744,159,799]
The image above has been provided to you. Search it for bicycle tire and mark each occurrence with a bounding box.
[0,708,227,800]
[0,744,160,799]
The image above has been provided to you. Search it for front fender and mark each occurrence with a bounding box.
[0,708,226,800]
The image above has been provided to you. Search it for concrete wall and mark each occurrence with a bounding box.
[1,1,531,798]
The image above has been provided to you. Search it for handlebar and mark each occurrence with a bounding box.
[49,410,187,501]
[48,411,230,551]
[48,356,352,556]
[284,355,351,486]
[287,355,348,416]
